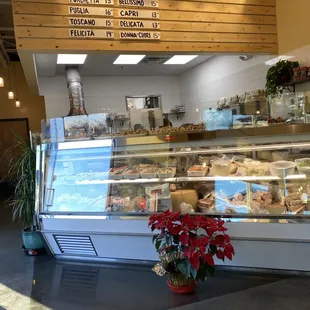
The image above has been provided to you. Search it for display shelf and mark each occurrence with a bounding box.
[51,140,310,161]
[38,211,310,220]
[52,174,308,185]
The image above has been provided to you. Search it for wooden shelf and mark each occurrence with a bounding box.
[281,77,310,89]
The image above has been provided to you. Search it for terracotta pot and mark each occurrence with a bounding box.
[167,274,196,294]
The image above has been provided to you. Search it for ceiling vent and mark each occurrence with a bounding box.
[141,57,170,65]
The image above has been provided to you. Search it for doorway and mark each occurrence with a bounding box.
[0,118,30,184]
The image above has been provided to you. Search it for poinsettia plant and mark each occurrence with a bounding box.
[149,210,235,282]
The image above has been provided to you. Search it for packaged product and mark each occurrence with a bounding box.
[145,184,171,212]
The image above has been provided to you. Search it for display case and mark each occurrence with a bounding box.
[37,124,310,272]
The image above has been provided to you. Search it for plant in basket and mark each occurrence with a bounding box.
[149,210,234,294]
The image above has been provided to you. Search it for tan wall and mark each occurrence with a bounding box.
[277,0,310,55]
[0,62,46,131]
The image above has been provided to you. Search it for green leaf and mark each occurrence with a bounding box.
[152,234,159,244]
[155,240,162,251]
[177,259,191,279]
[190,265,198,280]
[196,263,208,282]
[207,265,215,276]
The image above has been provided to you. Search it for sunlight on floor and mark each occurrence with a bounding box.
[0,283,51,310]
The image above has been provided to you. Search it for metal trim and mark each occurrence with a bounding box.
[55,256,310,276]
[41,229,310,243]
[39,212,310,221]
[40,124,310,148]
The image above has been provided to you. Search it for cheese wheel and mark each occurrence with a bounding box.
[171,190,198,212]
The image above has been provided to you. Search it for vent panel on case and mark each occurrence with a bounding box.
[54,234,97,256]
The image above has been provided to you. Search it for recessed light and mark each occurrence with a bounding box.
[113,54,145,65]
[57,54,87,65]
[264,55,294,66]
[164,55,198,65]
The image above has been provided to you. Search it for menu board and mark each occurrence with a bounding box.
[13,0,277,53]
[66,0,161,40]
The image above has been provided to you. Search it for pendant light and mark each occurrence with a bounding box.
[13,63,20,107]
[7,63,14,100]
[0,77,4,87]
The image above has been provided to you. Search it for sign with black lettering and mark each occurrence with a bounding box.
[119,20,160,29]
[68,6,114,16]
[69,28,115,38]
[69,0,114,4]
[119,30,160,40]
[69,17,114,27]
[117,0,159,8]
[118,9,159,19]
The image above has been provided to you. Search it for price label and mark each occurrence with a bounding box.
[69,6,114,16]
[119,20,160,29]
[69,28,114,38]
[69,18,114,27]
[69,0,114,5]
[119,30,160,40]
[117,0,159,8]
[118,9,159,19]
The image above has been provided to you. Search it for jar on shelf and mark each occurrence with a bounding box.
[300,67,307,80]
[293,67,300,81]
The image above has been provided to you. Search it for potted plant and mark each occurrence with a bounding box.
[6,137,45,255]
[266,60,299,97]
[149,210,234,294]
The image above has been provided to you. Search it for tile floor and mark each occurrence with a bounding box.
[0,189,309,310]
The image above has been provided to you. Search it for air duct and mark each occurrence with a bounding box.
[66,66,87,116]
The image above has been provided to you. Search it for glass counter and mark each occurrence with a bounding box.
[37,124,310,221]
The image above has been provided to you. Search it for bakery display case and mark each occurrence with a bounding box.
[37,124,310,271]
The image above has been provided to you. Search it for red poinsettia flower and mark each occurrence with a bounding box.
[149,211,235,278]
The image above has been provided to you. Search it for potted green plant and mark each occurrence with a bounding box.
[266,60,299,97]
[6,137,44,254]
[149,211,234,294]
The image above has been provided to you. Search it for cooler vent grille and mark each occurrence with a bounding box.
[54,234,97,256]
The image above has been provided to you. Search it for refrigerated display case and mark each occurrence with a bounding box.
[36,124,310,271]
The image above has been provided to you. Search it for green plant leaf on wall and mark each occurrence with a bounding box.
[266,60,299,97]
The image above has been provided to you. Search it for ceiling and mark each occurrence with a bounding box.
[0,0,18,63]
[35,54,214,77]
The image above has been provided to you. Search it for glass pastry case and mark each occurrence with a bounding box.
[36,124,310,271]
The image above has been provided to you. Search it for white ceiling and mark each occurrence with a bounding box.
[34,53,214,77]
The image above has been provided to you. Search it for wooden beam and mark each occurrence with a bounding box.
[0,38,9,67]
[2,36,15,40]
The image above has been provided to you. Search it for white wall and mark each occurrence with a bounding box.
[39,75,181,125]
[180,55,272,123]
[39,55,274,126]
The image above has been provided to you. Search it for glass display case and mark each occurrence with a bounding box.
[38,124,310,219]
[36,124,310,271]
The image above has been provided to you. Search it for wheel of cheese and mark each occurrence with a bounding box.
[171,190,199,212]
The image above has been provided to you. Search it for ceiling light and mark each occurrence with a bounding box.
[57,54,87,65]
[164,55,198,65]
[8,91,14,100]
[113,55,145,65]
[0,77,4,87]
[15,100,20,108]
[265,55,295,66]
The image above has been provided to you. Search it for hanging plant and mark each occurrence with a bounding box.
[266,60,299,97]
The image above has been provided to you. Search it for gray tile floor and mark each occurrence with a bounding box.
[0,189,309,309]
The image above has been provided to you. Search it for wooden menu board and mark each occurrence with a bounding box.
[12,0,277,53]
